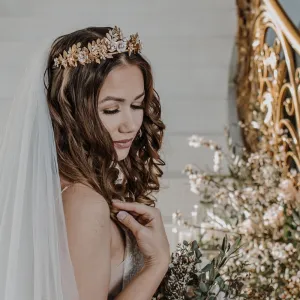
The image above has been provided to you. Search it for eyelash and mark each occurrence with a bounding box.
[103,105,144,115]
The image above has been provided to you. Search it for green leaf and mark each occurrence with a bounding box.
[209,266,215,281]
[192,240,199,250]
[226,242,231,252]
[201,263,212,272]
[194,290,202,296]
[223,284,229,292]
[195,249,202,259]
[221,235,228,252]
[215,276,225,288]
[211,258,215,267]
[292,211,300,225]
[226,236,242,257]
[199,282,208,293]
[218,257,228,269]
[232,145,236,155]
[198,273,206,281]
[218,249,225,258]
[183,240,189,246]
[239,293,249,298]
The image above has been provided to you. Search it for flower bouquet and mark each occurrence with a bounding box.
[152,235,249,300]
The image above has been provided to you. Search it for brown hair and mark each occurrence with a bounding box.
[44,26,165,220]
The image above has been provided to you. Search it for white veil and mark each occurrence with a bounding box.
[0,39,80,300]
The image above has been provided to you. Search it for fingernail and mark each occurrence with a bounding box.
[117,211,128,220]
[112,199,122,203]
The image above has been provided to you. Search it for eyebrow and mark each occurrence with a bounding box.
[99,91,145,104]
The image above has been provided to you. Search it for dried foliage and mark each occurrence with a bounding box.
[153,236,247,300]
[184,112,300,299]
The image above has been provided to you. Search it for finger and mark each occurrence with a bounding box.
[135,214,152,226]
[130,212,139,218]
[111,201,139,217]
[116,210,143,236]
[112,201,155,219]
[123,211,139,219]
[112,201,159,226]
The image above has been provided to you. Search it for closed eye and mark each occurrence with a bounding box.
[103,104,144,115]
[103,109,119,115]
[132,99,145,110]
[131,104,144,110]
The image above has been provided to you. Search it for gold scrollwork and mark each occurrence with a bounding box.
[236,0,300,171]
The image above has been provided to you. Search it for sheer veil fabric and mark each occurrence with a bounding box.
[0,39,80,300]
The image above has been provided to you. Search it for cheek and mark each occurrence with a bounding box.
[135,111,144,128]
[98,114,120,135]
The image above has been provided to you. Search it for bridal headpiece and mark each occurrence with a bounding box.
[53,26,143,69]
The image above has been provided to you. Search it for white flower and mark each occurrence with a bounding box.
[263,204,284,228]
[279,179,298,205]
[233,155,240,166]
[239,219,255,235]
[116,40,127,53]
[284,243,296,254]
[188,135,204,148]
[213,151,222,172]
[78,50,89,64]
[208,140,216,150]
[190,184,200,195]
[54,57,60,68]
[108,40,118,52]
[195,175,203,185]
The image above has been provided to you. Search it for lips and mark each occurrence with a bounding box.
[113,138,133,149]
[114,138,133,143]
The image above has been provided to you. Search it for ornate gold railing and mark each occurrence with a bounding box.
[235,0,300,170]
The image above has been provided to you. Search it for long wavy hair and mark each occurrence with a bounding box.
[44,26,165,220]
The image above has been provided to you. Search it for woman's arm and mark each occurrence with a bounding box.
[111,201,170,300]
[115,264,168,300]
[62,183,112,300]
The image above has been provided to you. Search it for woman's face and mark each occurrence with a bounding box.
[98,64,145,161]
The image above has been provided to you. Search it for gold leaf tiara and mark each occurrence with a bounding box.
[53,26,143,69]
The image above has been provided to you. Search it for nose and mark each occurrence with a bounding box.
[119,109,138,133]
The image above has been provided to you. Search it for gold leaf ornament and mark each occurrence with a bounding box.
[53,26,143,69]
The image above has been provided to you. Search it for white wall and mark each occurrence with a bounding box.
[0,0,237,241]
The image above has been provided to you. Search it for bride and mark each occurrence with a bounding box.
[0,26,170,299]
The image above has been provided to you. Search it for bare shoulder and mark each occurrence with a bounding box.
[62,183,111,225]
[62,183,109,205]
[61,183,112,299]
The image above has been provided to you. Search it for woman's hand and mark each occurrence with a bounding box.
[112,200,170,270]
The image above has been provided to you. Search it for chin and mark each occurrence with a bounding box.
[116,149,130,161]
